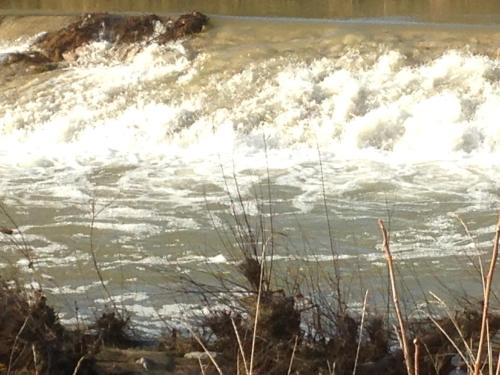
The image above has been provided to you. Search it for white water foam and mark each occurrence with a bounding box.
[1,43,498,167]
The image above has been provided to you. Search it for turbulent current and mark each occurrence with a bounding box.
[0,15,499,331]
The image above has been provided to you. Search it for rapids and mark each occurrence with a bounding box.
[0,13,499,331]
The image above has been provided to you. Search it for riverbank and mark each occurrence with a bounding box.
[1,214,499,374]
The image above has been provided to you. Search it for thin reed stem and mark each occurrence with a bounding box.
[231,317,249,375]
[89,200,119,315]
[287,336,299,375]
[317,146,343,308]
[413,338,420,375]
[198,358,207,375]
[378,219,413,375]
[32,344,39,375]
[72,355,87,375]
[473,214,500,375]
[428,314,473,374]
[352,290,369,375]
[7,316,30,375]
[188,327,223,375]
[263,135,275,289]
[428,291,475,362]
[249,243,267,375]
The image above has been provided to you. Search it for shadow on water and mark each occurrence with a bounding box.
[1,0,500,23]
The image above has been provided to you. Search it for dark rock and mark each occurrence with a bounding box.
[0,12,208,76]
[175,11,209,35]
[33,12,209,62]
[156,11,209,43]
[34,13,162,62]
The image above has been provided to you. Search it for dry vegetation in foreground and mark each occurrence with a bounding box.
[0,193,500,375]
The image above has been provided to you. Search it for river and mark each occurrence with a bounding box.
[0,1,499,333]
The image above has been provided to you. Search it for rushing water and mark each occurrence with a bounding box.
[0,5,499,332]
